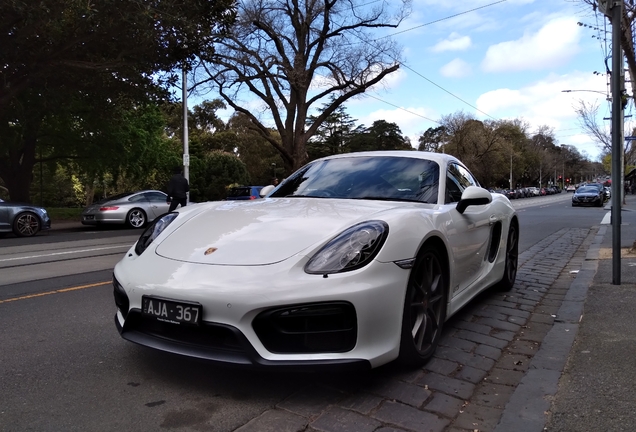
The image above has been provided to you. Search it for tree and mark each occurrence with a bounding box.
[574,100,611,152]
[195,0,409,175]
[0,0,236,202]
[418,126,448,152]
[0,0,235,115]
[190,151,250,201]
[349,120,412,152]
[306,99,358,160]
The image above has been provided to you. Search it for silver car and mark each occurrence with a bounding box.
[0,201,51,237]
[81,190,171,228]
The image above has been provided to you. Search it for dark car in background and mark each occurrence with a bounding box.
[0,201,51,237]
[572,185,605,207]
[226,186,264,200]
[587,183,608,201]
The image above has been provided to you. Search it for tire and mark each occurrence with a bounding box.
[398,244,448,366]
[126,208,147,228]
[13,212,41,237]
[495,222,519,291]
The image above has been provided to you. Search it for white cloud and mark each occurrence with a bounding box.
[440,58,472,78]
[475,72,609,159]
[431,33,472,52]
[481,17,581,73]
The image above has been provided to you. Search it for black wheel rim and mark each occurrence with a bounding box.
[16,213,39,236]
[408,252,444,354]
[505,225,518,282]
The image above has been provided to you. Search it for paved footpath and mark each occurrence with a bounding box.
[230,225,598,432]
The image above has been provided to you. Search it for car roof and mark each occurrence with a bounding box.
[314,150,460,166]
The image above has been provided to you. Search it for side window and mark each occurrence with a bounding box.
[128,194,148,203]
[146,192,167,202]
[445,163,478,204]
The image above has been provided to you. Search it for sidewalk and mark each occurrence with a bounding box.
[497,194,636,431]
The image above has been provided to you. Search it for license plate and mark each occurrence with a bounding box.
[142,296,201,325]
[84,215,94,220]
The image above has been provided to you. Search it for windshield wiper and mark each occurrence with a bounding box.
[356,196,425,203]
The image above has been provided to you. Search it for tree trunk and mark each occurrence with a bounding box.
[1,130,38,203]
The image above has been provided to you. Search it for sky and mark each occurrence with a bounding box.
[201,0,621,162]
[349,0,616,161]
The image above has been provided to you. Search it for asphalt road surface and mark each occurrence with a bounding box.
[0,192,606,431]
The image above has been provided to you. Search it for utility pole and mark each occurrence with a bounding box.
[599,0,624,284]
[182,67,190,204]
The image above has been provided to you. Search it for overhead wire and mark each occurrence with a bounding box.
[337,0,505,121]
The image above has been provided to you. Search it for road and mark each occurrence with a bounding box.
[0,192,606,431]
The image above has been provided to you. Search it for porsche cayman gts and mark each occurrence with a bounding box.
[113,151,519,369]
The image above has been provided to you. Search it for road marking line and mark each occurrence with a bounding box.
[601,211,612,225]
[0,245,129,262]
[0,281,111,304]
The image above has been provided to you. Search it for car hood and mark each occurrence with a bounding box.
[155,198,414,265]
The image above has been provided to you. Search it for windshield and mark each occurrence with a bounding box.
[578,186,599,194]
[270,156,440,203]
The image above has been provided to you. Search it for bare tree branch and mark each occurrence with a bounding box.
[194,0,410,172]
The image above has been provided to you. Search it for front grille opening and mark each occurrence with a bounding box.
[123,311,244,352]
[253,302,357,354]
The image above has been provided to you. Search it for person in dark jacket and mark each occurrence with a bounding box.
[167,166,189,212]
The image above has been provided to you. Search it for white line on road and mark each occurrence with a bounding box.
[0,245,130,262]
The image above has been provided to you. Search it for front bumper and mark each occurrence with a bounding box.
[113,251,410,369]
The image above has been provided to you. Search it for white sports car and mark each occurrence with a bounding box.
[113,151,518,369]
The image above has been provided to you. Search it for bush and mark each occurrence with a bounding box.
[46,207,83,222]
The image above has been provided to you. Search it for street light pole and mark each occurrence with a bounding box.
[509,151,513,190]
[609,0,624,285]
[561,89,612,101]
[182,67,190,204]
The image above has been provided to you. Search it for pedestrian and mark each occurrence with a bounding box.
[167,166,189,212]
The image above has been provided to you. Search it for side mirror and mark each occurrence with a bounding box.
[260,185,276,197]
[456,186,492,214]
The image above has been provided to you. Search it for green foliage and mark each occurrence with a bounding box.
[190,151,250,202]
[349,120,413,153]
[0,0,236,202]
[418,126,448,152]
[307,99,358,160]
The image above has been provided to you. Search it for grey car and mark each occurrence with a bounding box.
[0,201,51,237]
[81,190,171,228]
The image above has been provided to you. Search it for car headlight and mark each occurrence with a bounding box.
[134,213,178,256]
[305,221,388,275]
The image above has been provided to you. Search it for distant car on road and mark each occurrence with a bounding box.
[566,185,576,192]
[81,190,171,228]
[0,201,51,237]
[572,185,604,207]
[225,186,265,200]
